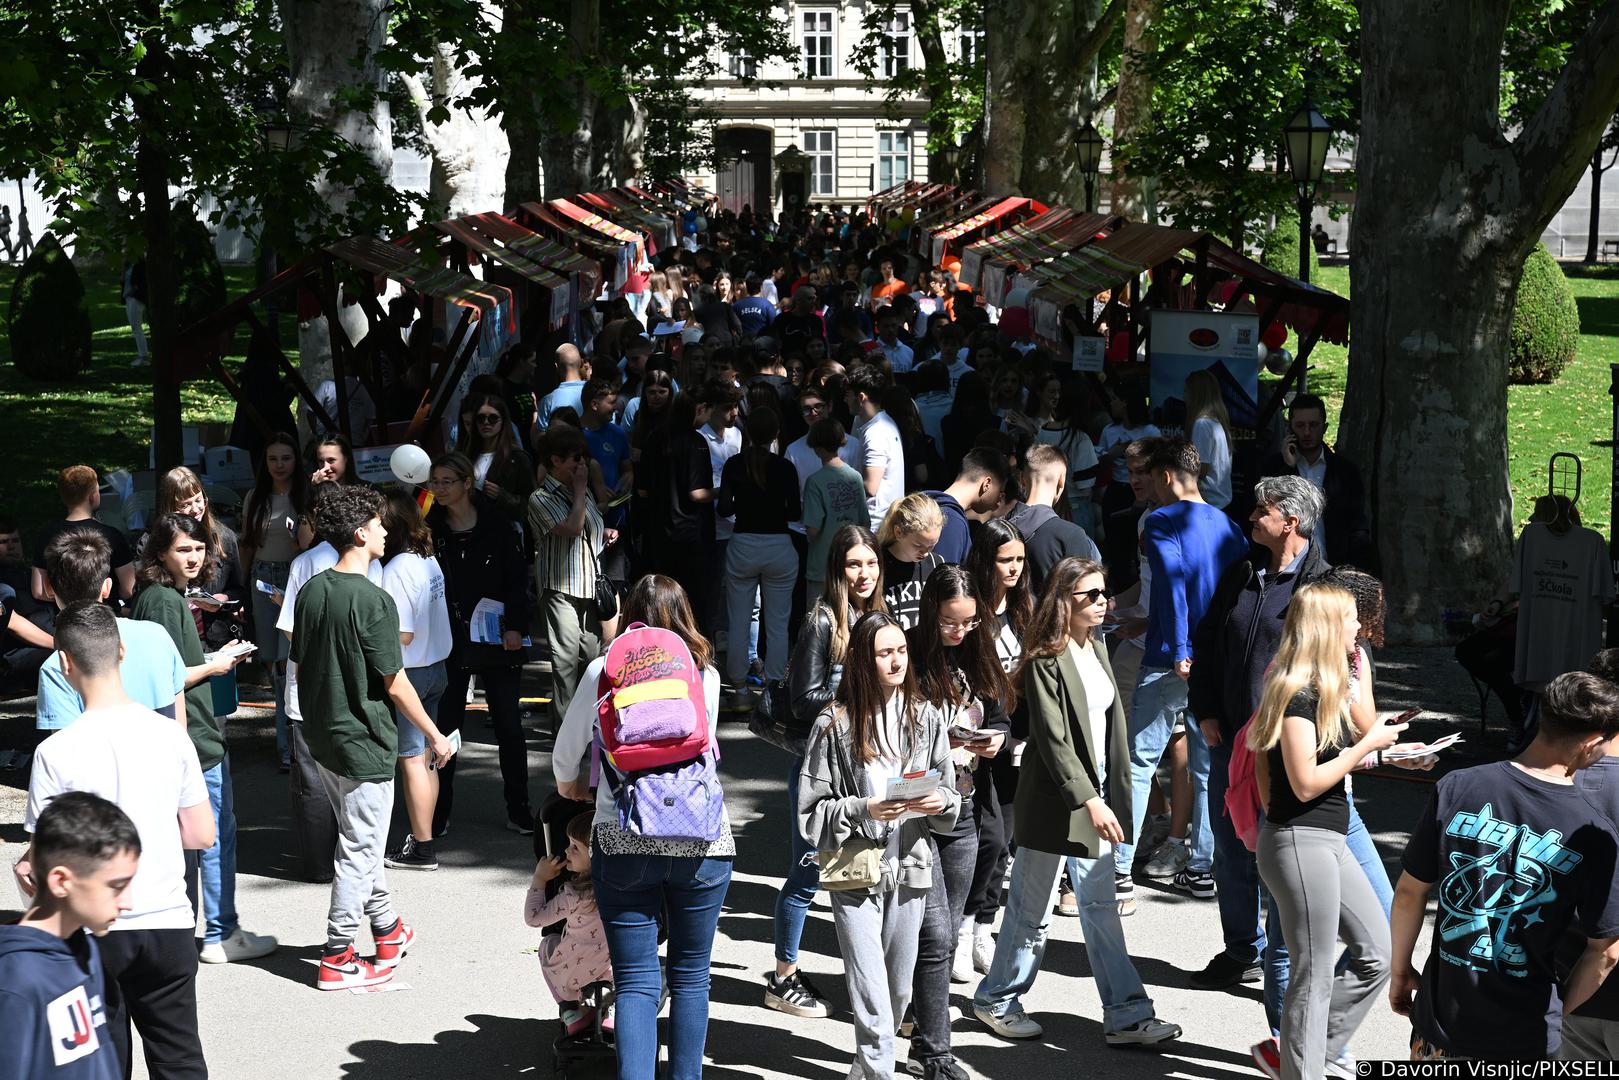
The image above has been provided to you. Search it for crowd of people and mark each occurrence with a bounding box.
[3,201,1619,1080]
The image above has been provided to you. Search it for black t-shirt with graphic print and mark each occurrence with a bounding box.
[1402,761,1619,1058]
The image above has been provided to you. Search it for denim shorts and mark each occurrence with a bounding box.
[397,660,448,758]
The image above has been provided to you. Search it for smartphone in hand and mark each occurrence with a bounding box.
[1388,707,1421,725]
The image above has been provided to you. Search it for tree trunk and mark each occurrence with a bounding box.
[405,43,510,217]
[539,0,602,197]
[981,1,1029,194]
[1109,0,1157,218]
[1339,0,1619,643]
[279,0,395,418]
[1021,0,1103,207]
[1586,148,1605,264]
[133,0,180,471]
[909,0,955,179]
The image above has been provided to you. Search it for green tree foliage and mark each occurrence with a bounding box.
[1260,205,1320,280]
[6,233,93,382]
[848,0,987,157]
[1508,242,1580,384]
[1117,0,1359,250]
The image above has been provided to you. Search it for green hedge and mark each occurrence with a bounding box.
[1260,205,1322,282]
[1509,242,1580,385]
[5,233,93,381]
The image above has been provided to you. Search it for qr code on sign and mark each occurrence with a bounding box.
[1237,328,1253,345]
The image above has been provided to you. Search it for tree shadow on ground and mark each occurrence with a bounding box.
[342,1013,544,1079]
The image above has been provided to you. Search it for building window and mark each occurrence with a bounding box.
[802,11,834,78]
[878,131,910,191]
[803,130,836,196]
[727,52,756,78]
[882,13,912,76]
[957,27,983,64]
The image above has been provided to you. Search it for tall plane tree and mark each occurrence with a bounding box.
[1339,0,1619,640]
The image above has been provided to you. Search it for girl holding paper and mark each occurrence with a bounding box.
[426,451,533,838]
[972,556,1182,1048]
[905,565,1010,1079]
[798,612,959,1080]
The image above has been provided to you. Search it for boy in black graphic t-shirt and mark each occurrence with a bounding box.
[1391,671,1619,1059]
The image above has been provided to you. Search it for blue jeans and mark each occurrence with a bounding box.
[1113,667,1212,873]
[1344,800,1394,918]
[250,559,291,763]
[974,847,1155,1035]
[201,753,239,945]
[396,661,447,759]
[773,757,820,966]
[1208,740,1263,961]
[593,850,732,1080]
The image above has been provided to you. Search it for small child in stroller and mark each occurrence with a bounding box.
[526,809,613,1037]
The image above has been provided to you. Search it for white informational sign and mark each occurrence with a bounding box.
[1072,336,1105,373]
[354,444,404,485]
[1147,310,1262,436]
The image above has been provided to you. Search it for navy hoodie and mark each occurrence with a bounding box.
[0,925,120,1079]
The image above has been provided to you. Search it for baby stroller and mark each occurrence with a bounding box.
[534,792,617,1079]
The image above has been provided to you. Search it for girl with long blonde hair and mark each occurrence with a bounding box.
[1248,583,1401,1080]
[876,493,944,631]
[1182,369,1233,509]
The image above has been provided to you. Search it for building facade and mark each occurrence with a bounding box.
[682,2,978,213]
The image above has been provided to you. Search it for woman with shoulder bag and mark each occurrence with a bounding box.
[762,525,887,1019]
[798,612,960,1080]
[425,451,533,837]
[551,575,733,1080]
[972,557,1181,1048]
[906,565,1010,1080]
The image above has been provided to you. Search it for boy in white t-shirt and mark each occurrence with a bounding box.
[21,601,217,1078]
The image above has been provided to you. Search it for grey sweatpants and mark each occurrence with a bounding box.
[317,763,398,949]
[830,885,927,1080]
[1258,824,1390,1080]
[1561,1015,1619,1059]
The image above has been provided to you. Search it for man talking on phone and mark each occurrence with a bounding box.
[1260,394,1372,569]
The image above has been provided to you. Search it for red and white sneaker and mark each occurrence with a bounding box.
[374,920,415,970]
[318,947,394,991]
[1251,1036,1282,1080]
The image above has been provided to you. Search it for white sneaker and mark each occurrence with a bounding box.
[972,928,995,974]
[974,1004,1042,1039]
[1142,838,1188,880]
[1105,1016,1182,1046]
[950,926,973,983]
[199,928,278,964]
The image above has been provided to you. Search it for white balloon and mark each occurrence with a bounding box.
[390,444,432,485]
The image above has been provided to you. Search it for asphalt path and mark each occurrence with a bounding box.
[0,645,1488,1079]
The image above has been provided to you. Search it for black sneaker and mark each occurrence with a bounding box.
[384,836,438,872]
[763,970,832,1018]
[1190,950,1262,990]
[907,1054,968,1080]
[1171,868,1216,899]
[506,813,535,836]
[1115,872,1137,917]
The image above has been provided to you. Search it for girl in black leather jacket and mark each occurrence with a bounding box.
[760,524,887,1020]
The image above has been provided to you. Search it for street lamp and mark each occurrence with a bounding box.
[1075,119,1105,214]
[1282,96,1333,283]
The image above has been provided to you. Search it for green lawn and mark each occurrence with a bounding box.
[0,262,252,539]
[1298,262,1619,534]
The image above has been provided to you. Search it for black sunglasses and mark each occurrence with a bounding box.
[1072,587,1110,604]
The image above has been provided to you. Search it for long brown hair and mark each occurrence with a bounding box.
[454,393,523,480]
[380,489,434,561]
[137,513,217,592]
[244,433,306,548]
[621,574,714,672]
[816,524,887,664]
[156,467,222,556]
[1014,556,1106,686]
[909,565,1009,709]
[836,611,920,764]
[741,406,779,490]
[964,518,1033,641]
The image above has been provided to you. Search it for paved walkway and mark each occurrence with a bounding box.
[0,645,1499,1079]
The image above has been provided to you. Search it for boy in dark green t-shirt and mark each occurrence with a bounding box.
[290,486,452,990]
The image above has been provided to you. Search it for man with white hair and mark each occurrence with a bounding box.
[1186,474,1329,997]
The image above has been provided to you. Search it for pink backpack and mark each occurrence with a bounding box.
[595,622,710,773]
[1225,714,1264,852]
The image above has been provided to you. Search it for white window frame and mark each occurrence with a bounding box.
[882,13,912,77]
[957,27,984,65]
[727,51,756,78]
[803,129,836,197]
[877,130,911,191]
[801,10,834,79]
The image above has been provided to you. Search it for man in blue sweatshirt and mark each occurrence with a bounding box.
[1,791,140,1080]
[1112,438,1248,910]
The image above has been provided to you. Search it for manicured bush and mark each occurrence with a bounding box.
[1260,205,1321,282]
[1509,242,1580,385]
[6,232,93,381]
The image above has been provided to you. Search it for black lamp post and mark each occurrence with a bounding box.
[1282,96,1332,283]
[1075,119,1105,214]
